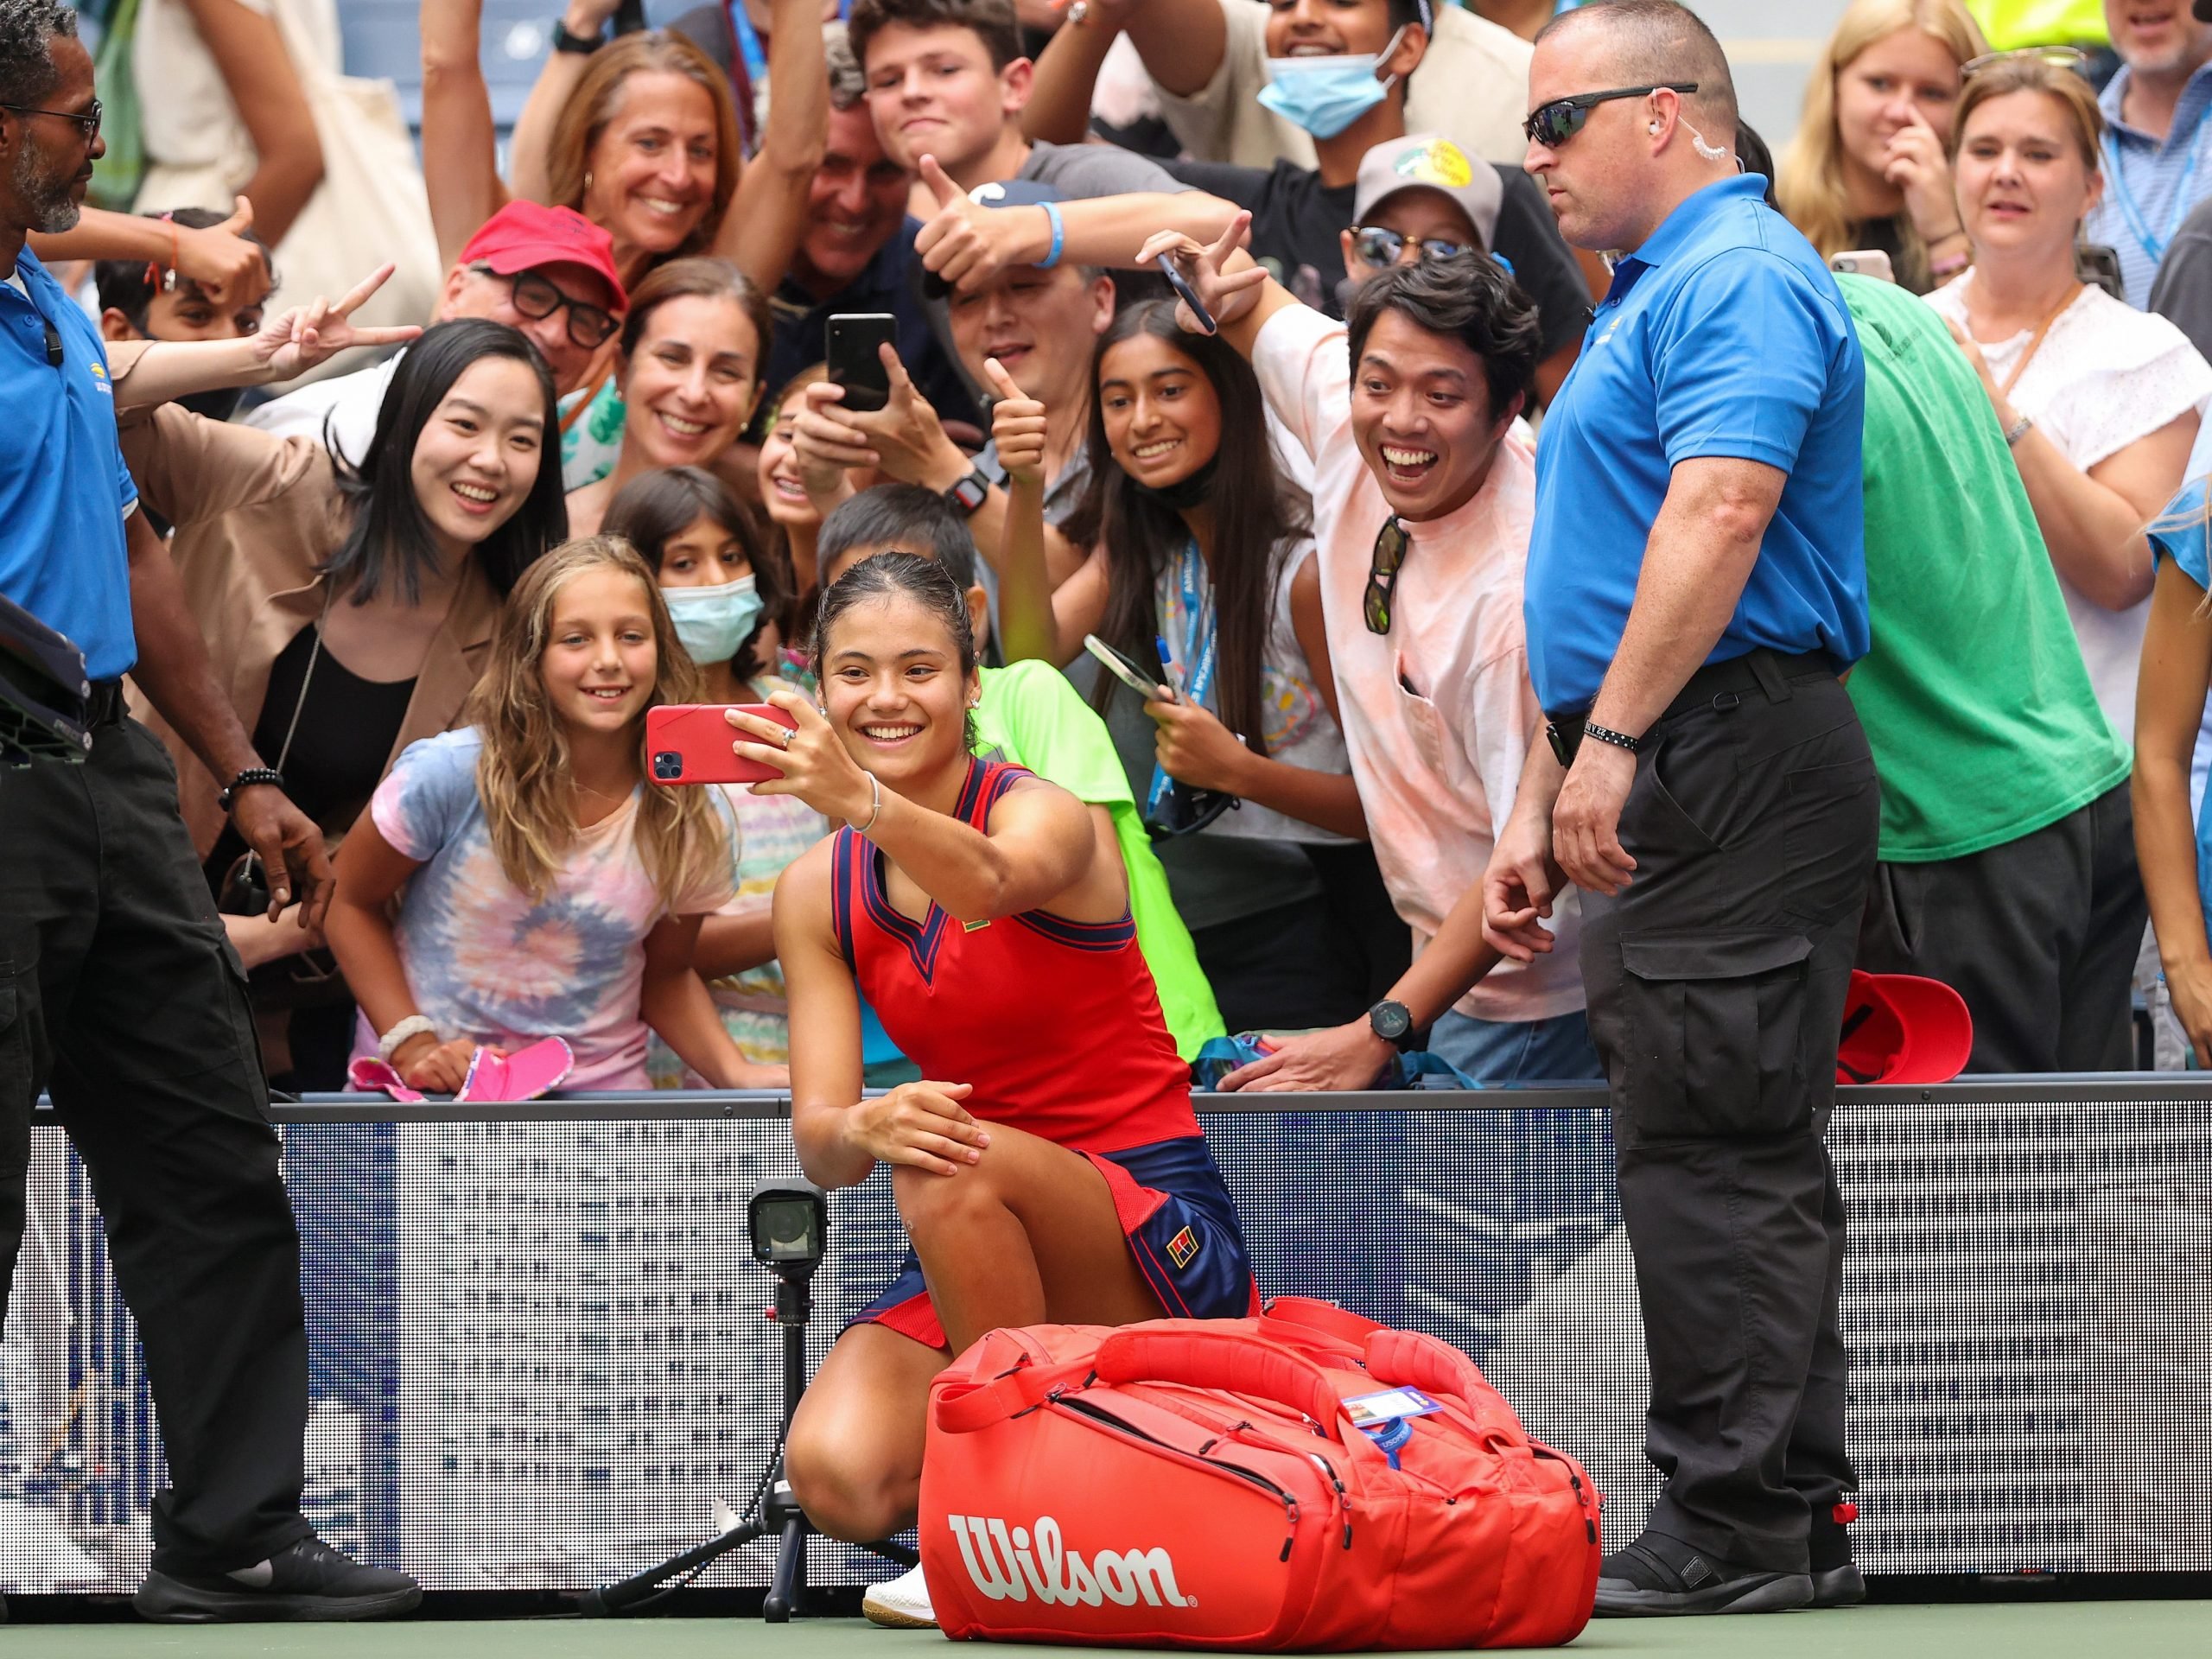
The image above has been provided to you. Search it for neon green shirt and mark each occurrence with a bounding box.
[1838,274,2130,863]
[973,660,1226,1059]
[1966,0,2107,50]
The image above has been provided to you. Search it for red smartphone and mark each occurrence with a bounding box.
[646,703,798,786]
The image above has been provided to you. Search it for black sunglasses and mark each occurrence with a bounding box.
[481,264,620,351]
[1363,517,1410,636]
[1,97,101,141]
[1350,226,1478,268]
[1144,781,1236,840]
[1522,83,1697,149]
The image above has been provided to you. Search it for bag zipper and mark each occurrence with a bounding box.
[1055,1394,1306,1562]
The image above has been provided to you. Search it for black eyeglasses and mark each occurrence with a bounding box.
[480,264,620,350]
[1363,517,1409,635]
[1350,226,1478,268]
[1522,83,1696,149]
[1,97,101,141]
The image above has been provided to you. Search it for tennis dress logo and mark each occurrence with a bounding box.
[948,1514,1196,1609]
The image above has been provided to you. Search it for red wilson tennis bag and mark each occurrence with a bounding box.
[918,1299,1599,1649]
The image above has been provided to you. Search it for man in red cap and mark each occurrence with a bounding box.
[245,200,625,487]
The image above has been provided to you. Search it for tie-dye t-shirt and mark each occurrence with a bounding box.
[365,728,736,1089]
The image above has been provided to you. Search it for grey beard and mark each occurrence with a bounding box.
[11,145,80,234]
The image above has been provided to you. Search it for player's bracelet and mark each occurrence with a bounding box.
[854,771,884,836]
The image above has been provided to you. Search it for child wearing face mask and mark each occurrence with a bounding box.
[606,466,826,1076]
[325,537,789,1096]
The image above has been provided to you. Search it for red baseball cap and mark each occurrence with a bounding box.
[458,201,626,312]
[1836,971,1973,1085]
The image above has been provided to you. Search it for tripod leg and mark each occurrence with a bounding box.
[764,1512,809,1623]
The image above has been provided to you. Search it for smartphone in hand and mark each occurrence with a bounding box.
[826,313,899,414]
[647,703,799,786]
[1084,634,1173,702]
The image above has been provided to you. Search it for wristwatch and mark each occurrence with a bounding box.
[943,465,993,515]
[219,766,286,812]
[551,17,602,54]
[1368,999,1417,1052]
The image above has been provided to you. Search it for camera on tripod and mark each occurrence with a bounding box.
[581,1179,916,1621]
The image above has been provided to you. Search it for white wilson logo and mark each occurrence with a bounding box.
[948,1515,1196,1609]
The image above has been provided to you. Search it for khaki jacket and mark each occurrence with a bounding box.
[118,403,501,857]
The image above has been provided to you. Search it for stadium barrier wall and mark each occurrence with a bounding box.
[2,1079,2206,1594]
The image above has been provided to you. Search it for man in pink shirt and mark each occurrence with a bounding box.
[1141,213,1592,1089]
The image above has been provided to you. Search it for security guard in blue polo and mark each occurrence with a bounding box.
[1487,3,1878,1618]
[0,0,415,1622]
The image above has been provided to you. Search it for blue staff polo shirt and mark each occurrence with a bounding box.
[1524,173,1868,715]
[0,245,138,681]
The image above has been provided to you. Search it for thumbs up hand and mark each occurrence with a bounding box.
[912,155,1055,295]
[984,357,1047,487]
[174,196,272,310]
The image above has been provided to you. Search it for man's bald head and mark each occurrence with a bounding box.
[1538,0,1738,140]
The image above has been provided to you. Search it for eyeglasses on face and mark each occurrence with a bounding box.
[1350,226,1478,269]
[1522,83,1697,149]
[1363,517,1411,635]
[1960,45,2087,78]
[0,97,102,141]
[480,264,620,351]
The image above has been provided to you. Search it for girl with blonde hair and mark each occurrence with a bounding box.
[1779,0,1988,292]
[327,537,787,1094]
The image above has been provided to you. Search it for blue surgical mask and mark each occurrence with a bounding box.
[1256,27,1408,141]
[662,575,764,666]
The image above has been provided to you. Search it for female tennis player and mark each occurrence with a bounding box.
[734,552,1255,1627]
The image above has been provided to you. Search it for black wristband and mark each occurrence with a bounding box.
[219,766,286,812]
[551,18,603,54]
[1581,721,1643,755]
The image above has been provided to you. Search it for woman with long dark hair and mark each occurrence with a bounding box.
[1024,299,1401,1033]
[119,317,569,1087]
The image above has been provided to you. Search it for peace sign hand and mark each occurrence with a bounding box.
[727,688,879,826]
[251,263,425,380]
[1136,212,1265,334]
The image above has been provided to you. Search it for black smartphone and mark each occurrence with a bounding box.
[2076,243,2126,303]
[613,0,648,35]
[826,313,899,414]
[1154,251,1217,335]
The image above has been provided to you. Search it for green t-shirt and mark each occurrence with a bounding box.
[1839,274,2131,862]
[973,660,1227,1058]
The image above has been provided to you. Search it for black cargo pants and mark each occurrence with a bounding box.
[1577,651,1878,1573]
[0,709,312,1576]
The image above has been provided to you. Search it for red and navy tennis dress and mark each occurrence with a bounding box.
[836,760,1257,1347]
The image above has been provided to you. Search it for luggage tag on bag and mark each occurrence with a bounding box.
[1344,1387,1444,1470]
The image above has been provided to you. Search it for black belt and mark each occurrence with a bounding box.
[1546,648,1835,767]
[86,677,128,728]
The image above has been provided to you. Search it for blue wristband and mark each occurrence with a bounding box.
[1036,200,1065,270]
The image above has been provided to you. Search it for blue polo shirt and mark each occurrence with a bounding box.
[2088,59,2212,309]
[0,245,137,681]
[1524,174,1868,715]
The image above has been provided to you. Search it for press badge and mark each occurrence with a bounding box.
[1342,1387,1445,1427]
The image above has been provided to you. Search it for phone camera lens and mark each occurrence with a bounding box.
[652,751,683,781]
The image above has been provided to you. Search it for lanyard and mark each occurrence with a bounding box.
[2102,112,2212,270]
[1146,540,1217,815]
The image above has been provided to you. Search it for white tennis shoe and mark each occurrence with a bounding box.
[861,1560,937,1629]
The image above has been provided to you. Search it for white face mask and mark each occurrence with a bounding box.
[661,574,763,666]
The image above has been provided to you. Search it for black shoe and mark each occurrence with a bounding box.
[134,1535,422,1623]
[1809,1500,1867,1608]
[1594,1529,1813,1618]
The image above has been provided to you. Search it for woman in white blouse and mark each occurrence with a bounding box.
[1927,52,2211,737]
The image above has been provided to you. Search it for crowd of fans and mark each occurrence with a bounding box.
[28,0,2212,1093]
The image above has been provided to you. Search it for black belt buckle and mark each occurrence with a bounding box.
[1545,716,1582,768]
